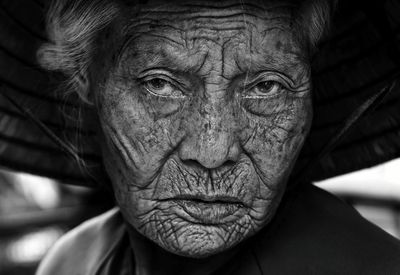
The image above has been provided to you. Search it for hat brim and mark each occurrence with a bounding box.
[0,0,399,186]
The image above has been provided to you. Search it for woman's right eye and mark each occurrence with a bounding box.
[143,78,185,98]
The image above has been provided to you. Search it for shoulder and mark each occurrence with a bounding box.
[252,184,400,274]
[36,208,124,275]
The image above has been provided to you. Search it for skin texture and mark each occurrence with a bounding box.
[93,0,312,263]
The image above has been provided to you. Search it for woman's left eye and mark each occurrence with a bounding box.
[245,81,283,98]
[143,78,185,98]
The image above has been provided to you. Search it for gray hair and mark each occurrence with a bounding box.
[38,0,120,102]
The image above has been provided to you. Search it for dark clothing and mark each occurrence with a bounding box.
[37,184,400,275]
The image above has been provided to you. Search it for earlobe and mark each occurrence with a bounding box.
[73,72,94,105]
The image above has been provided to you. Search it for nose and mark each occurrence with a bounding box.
[179,132,241,169]
[178,99,241,169]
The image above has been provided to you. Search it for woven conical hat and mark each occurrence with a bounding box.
[0,0,399,187]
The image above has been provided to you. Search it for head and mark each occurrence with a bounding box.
[39,0,335,258]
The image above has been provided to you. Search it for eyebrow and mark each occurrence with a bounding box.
[119,34,209,75]
[241,52,306,73]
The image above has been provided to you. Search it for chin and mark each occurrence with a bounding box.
[155,223,245,258]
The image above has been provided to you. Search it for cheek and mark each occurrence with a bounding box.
[236,93,312,228]
[96,83,187,234]
[241,93,312,182]
[96,81,185,188]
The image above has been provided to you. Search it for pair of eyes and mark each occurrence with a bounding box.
[141,75,291,99]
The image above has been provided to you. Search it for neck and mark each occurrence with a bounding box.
[126,225,240,275]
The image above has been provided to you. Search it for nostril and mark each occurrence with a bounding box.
[222,159,236,167]
[180,159,204,169]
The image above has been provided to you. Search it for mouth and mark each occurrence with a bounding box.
[162,195,246,224]
[172,194,244,204]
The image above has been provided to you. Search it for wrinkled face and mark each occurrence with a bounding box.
[96,0,312,258]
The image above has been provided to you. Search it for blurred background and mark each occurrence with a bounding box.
[0,171,113,275]
[0,160,399,275]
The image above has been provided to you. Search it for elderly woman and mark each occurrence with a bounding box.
[32,0,400,274]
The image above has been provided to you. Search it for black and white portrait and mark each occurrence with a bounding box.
[0,1,400,274]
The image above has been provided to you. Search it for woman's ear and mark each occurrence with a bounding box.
[73,72,93,105]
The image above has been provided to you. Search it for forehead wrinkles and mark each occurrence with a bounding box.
[120,4,295,76]
[123,2,293,43]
